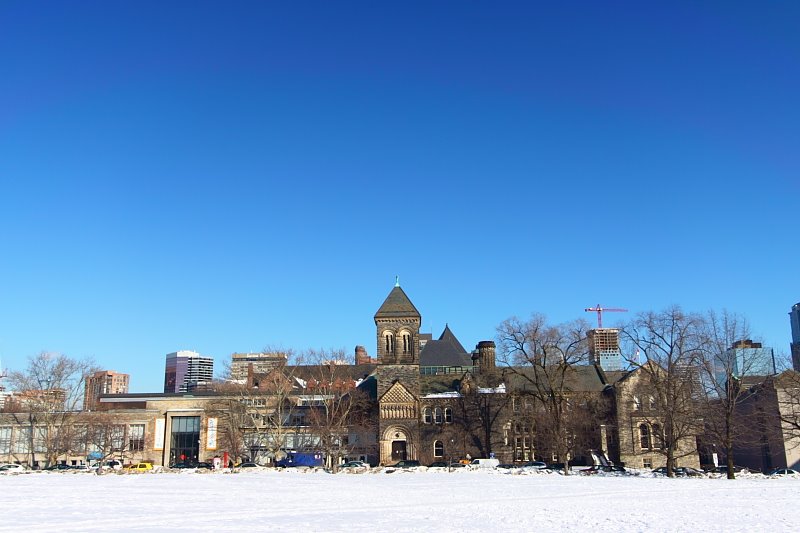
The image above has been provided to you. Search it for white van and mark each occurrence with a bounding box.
[470,458,500,469]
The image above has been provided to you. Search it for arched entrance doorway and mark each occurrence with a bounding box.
[382,426,413,464]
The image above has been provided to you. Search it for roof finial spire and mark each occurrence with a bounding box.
[395,275,400,287]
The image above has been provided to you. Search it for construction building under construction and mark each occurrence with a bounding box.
[588,328,623,371]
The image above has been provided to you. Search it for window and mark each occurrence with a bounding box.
[643,457,653,469]
[111,425,125,451]
[33,427,47,453]
[434,440,444,458]
[649,396,657,411]
[423,407,432,424]
[434,408,443,424]
[513,396,520,413]
[402,333,412,355]
[633,396,641,411]
[652,424,663,449]
[0,427,10,454]
[444,408,453,424]
[384,332,395,355]
[128,424,145,452]
[14,427,31,454]
[639,424,651,449]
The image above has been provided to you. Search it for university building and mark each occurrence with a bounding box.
[0,283,705,471]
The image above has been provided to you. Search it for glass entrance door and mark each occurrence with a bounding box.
[170,416,200,465]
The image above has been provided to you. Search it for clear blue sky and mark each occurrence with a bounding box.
[1,1,797,392]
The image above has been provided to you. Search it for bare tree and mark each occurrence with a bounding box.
[457,374,510,460]
[496,314,591,474]
[621,307,705,477]
[696,310,767,479]
[6,351,97,468]
[303,349,372,471]
[207,349,302,465]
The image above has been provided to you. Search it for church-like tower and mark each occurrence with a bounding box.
[374,280,421,464]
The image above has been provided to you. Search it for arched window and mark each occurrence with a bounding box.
[434,407,443,424]
[423,407,432,424]
[652,424,663,449]
[444,407,453,424]
[639,424,651,449]
[434,440,444,458]
[383,332,395,355]
[400,332,412,355]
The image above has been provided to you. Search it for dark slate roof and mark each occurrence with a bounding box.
[419,325,473,367]
[374,286,421,319]
[439,324,468,354]
[501,364,608,393]
[287,364,377,382]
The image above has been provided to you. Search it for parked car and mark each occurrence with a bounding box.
[388,460,421,469]
[44,463,73,471]
[520,461,548,470]
[652,466,704,477]
[237,462,261,469]
[71,464,92,472]
[767,468,799,476]
[0,464,26,473]
[497,463,519,469]
[341,461,368,469]
[470,458,500,469]
[102,460,123,471]
[124,462,154,472]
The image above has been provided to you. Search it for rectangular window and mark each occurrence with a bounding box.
[34,427,47,453]
[0,427,11,454]
[643,458,652,469]
[14,427,30,454]
[128,424,145,452]
[111,425,125,451]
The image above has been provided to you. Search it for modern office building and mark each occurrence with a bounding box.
[790,303,800,371]
[229,352,288,381]
[84,370,129,410]
[164,351,214,393]
[588,328,623,371]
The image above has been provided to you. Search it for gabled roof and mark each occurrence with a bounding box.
[374,286,421,319]
[419,325,472,367]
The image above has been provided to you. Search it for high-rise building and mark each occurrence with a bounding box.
[790,303,800,371]
[84,370,129,410]
[588,328,623,371]
[229,352,287,381]
[716,340,776,387]
[164,350,214,393]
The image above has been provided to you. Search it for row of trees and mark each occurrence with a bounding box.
[4,307,798,476]
[495,306,793,478]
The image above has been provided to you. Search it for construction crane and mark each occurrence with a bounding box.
[585,304,628,328]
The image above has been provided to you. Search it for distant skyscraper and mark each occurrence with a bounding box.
[84,370,129,410]
[716,340,776,387]
[588,328,623,372]
[164,351,214,393]
[790,303,800,371]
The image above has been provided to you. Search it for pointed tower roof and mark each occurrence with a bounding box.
[374,285,421,319]
[438,324,468,354]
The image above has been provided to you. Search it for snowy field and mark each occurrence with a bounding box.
[1,468,798,532]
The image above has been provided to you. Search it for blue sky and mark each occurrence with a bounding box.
[1,1,797,392]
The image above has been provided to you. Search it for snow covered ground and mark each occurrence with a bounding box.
[1,468,798,532]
